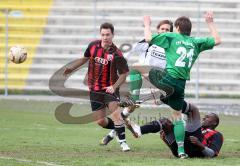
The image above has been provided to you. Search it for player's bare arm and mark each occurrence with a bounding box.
[105,72,128,94]
[205,11,221,45]
[113,72,129,90]
[63,57,89,75]
[143,16,152,43]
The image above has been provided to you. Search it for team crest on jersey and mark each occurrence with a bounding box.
[107,54,113,61]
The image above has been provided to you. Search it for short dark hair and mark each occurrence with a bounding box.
[157,20,173,32]
[100,22,114,34]
[212,113,220,129]
[174,16,192,36]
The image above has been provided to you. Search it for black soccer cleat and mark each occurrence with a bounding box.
[100,135,114,146]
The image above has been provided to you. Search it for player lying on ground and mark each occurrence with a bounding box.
[100,20,173,145]
[129,103,224,158]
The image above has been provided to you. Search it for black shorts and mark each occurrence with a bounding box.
[90,90,120,111]
[168,127,205,158]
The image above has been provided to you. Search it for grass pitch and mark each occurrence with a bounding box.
[0,99,240,166]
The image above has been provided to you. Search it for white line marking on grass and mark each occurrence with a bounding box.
[0,156,64,166]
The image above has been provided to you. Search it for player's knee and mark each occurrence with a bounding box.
[159,117,173,135]
[182,101,199,115]
[172,110,182,119]
[149,120,162,133]
[182,101,190,115]
[97,118,108,127]
[189,103,199,113]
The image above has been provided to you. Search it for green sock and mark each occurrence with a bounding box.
[173,119,185,155]
[129,70,142,101]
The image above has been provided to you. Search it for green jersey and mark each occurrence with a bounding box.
[151,33,215,80]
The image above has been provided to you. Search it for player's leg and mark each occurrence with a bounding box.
[100,129,116,146]
[181,102,204,157]
[149,69,187,158]
[101,92,140,146]
[90,91,116,146]
[182,102,201,133]
[101,104,138,144]
[121,105,137,119]
[129,69,143,101]
[165,89,187,158]
[92,106,116,146]
[108,101,130,151]
[105,91,130,151]
[165,92,186,158]
[90,91,115,129]
[172,111,186,158]
[127,119,163,138]
[119,69,143,136]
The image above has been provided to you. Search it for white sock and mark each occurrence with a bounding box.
[122,107,130,117]
[108,129,116,138]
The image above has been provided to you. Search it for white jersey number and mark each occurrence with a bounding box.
[175,47,194,68]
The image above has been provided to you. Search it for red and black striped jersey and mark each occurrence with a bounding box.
[84,40,129,91]
[201,128,224,156]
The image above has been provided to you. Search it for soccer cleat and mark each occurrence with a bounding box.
[100,135,114,146]
[100,130,116,146]
[179,153,188,159]
[120,141,131,152]
[125,119,142,138]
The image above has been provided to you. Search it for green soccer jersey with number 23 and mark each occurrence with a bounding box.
[151,33,215,80]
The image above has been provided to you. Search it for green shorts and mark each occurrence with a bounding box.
[149,68,186,111]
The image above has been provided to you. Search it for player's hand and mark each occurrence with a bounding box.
[205,11,214,23]
[63,67,74,76]
[190,136,205,150]
[143,16,151,27]
[189,136,201,146]
[119,96,135,107]
[160,130,166,140]
[104,86,115,94]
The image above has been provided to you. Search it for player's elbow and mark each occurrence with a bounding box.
[202,147,215,157]
[119,72,128,81]
[122,72,129,79]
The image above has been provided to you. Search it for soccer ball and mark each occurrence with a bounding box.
[9,45,27,64]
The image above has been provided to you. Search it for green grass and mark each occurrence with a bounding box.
[0,99,240,166]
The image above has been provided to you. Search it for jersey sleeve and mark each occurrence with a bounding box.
[150,33,169,49]
[84,43,92,57]
[115,56,129,74]
[195,37,215,53]
[208,132,224,156]
[134,40,149,52]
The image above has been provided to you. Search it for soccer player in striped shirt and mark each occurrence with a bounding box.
[64,22,130,151]
[101,20,173,145]
[129,103,224,158]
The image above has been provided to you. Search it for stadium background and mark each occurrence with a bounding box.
[0,0,240,165]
